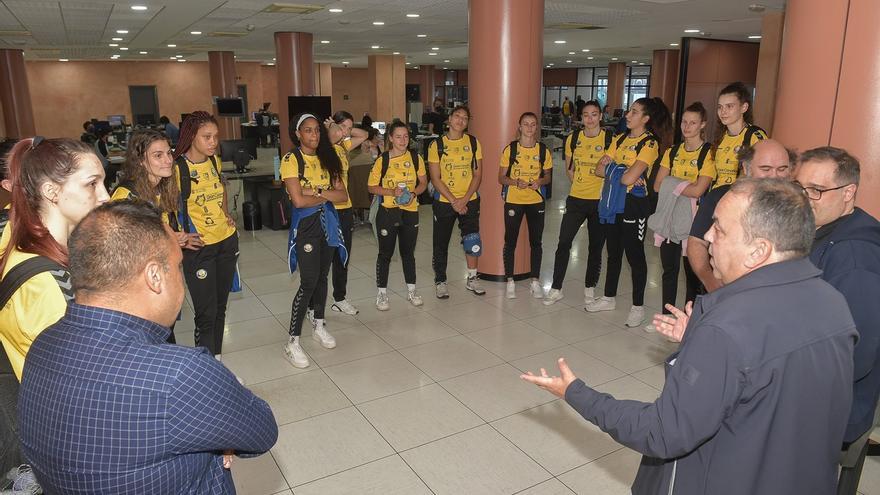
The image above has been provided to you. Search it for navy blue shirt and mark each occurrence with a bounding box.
[18,303,277,494]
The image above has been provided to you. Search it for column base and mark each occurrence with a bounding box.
[477,272,532,282]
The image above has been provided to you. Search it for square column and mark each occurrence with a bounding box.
[367,55,406,123]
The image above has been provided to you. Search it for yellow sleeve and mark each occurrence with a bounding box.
[635,138,660,166]
[699,153,718,179]
[499,145,511,170]
[416,156,427,176]
[5,274,66,379]
[342,138,354,151]
[543,147,554,170]
[474,138,483,160]
[427,140,440,163]
[367,157,382,187]
[280,153,297,180]
[659,149,672,170]
[563,135,573,158]
[607,135,620,160]
[110,186,132,201]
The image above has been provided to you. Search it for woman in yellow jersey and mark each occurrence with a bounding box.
[368,121,428,311]
[714,81,767,187]
[172,111,238,359]
[545,100,610,306]
[588,97,672,328]
[648,102,715,331]
[427,105,486,299]
[305,110,369,318]
[281,113,349,369]
[0,138,109,380]
[498,112,553,300]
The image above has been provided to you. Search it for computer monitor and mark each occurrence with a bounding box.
[216,98,245,117]
[93,120,111,134]
[108,115,125,127]
[371,121,387,135]
[219,139,258,163]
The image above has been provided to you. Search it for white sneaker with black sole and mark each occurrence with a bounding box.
[331,299,359,315]
[465,275,486,295]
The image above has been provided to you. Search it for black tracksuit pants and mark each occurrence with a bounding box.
[289,212,334,337]
[602,195,648,306]
[551,196,604,290]
[183,233,239,355]
[659,240,701,313]
[503,202,545,279]
[376,206,419,288]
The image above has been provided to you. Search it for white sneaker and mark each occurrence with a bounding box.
[312,323,336,349]
[376,291,390,311]
[306,308,316,326]
[530,280,544,299]
[506,280,516,299]
[584,287,596,304]
[625,306,645,328]
[543,288,564,306]
[465,275,486,295]
[585,296,616,312]
[407,290,424,307]
[331,299,359,315]
[284,337,310,368]
[435,281,450,299]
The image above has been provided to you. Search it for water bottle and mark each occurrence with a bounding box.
[273,154,281,181]
[396,182,412,205]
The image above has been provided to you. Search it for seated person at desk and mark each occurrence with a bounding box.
[159,116,179,146]
[255,103,274,147]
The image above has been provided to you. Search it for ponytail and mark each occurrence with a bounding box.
[634,97,673,152]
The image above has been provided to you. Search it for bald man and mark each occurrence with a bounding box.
[687,139,797,291]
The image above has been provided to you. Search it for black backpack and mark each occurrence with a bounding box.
[568,128,614,171]
[503,141,549,200]
[742,124,767,148]
[113,181,178,229]
[667,142,712,174]
[431,134,479,170]
[375,149,422,197]
[174,155,220,233]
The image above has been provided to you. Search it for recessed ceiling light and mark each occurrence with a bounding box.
[639,62,645,65]
[120,47,129,50]
[329,8,343,13]
[417,34,427,38]
[406,13,420,18]
[568,51,575,55]
[272,57,276,60]
[631,60,637,63]
[587,56,594,60]
[431,47,439,50]
[320,40,330,44]
[611,57,618,61]
[139,51,147,54]
[554,40,566,44]
[393,51,400,55]
[405,62,411,65]
[371,45,380,49]
[442,66,448,69]
[167,44,176,47]
[116,29,129,34]
[109,43,118,47]
[443,59,450,62]
[748,35,762,39]
[190,31,202,35]
[566,60,572,63]
[684,28,700,33]
[112,37,123,41]
[177,59,186,62]
[59,58,68,61]
[169,56,176,59]
[372,21,385,25]
[548,63,554,66]
[581,49,590,52]
[343,61,350,64]
[428,52,437,55]
[131,5,147,11]
[670,42,679,46]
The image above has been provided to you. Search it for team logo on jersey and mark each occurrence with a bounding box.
[508,209,515,216]
[404,161,411,168]
[734,145,742,152]
[463,146,470,152]
[190,170,199,179]
[690,159,697,165]
[532,155,539,161]
[445,163,453,172]
[196,269,208,279]
[629,145,636,151]
[303,243,313,253]
[595,145,603,151]
[380,229,388,236]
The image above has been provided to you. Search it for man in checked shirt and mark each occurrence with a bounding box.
[17,200,277,494]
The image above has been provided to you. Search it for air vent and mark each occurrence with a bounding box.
[548,23,606,31]
[0,30,31,37]
[209,31,249,38]
[263,3,323,14]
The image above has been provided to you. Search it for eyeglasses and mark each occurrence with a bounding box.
[794,181,851,200]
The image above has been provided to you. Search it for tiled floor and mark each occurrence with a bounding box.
[172,155,880,494]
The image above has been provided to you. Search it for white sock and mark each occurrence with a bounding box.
[378,287,387,295]
[467,268,477,278]
[291,336,299,344]
[507,278,515,284]
[315,319,325,329]
[407,283,416,293]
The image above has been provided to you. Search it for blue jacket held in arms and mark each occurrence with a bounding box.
[287,202,348,273]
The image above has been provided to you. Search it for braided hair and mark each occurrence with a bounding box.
[121,129,179,212]
[173,111,218,159]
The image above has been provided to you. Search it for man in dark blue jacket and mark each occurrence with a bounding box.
[797,147,880,446]
[523,179,856,495]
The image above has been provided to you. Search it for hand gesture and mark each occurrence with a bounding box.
[515,179,527,189]
[598,155,612,168]
[184,233,204,251]
[528,181,540,190]
[223,450,234,469]
[323,117,334,129]
[651,301,693,343]
[520,358,578,398]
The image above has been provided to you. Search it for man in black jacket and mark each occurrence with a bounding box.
[797,147,880,448]
[523,179,857,495]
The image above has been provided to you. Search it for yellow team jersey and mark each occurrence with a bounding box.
[660,143,717,183]
[177,157,235,245]
[368,152,426,212]
[606,132,660,193]
[500,142,553,205]
[427,135,483,203]
[111,186,170,225]
[281,150,334,193]
[714,125,767,186]
[564,129,609,200]
[333,143,352,210]
[0,227,67,380]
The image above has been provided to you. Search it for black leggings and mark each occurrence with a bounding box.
[551,197,604,290]
[659,241,701,314]
[376,207,419,288]
[603,195,648,306]
[432,199,480,283]
[503,202,545,279]
[289,216,334,337]
[309,208,353,307]
[182,233,239,355]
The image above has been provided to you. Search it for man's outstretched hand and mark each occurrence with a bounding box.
[520,358,578,398]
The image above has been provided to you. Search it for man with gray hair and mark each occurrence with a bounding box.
[522,179,856,495]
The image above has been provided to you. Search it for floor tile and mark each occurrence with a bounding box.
[257,290,297,315]
[365,312,459,349]
[225,296,273,324]
[631,364,666,391]
[441,363,558,422]
[573,331,670,374]
[558,448,641,495]
[291,455,431,495]
[510,347,627,389]
[231,453,289,495]
[401,425,551,494]
[322,351,433,404]
[523,309,619,344]
[399,335,504,381]
[428,299,519,333]
[249,370,352,425]
[358,383,484,451]
[354,293,428,324]
[272,407,394,487]
[239,258,290,279]
[515,478,576,495]
[492,400,623,475]
[483,293,569,320]
[466,321,565,361]
[222,316,288,353]
[298,324,393,367]
[221,342,310,385]
[246,272,300,296]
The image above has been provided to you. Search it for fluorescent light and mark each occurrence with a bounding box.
[120,47,129,50]
[272,57,276,60]
[670,42,679,46]
[611,57,618,61]
[169,56,176,59]
[568,51,575,55]
[177,59,186,62]
[116,29,129,34]
[566,60,572,63]
[548,63,554,66]
[343,61,350,64]
[581,49,590,52]
[405,62,411,65]
[190,31,202,35]
[320,40,330,44]
[417,34,427,38]
[131,5,147,11]
[167,44,176,47]
[175,55,182,58]
[442,67,448,69]
[59,58,68,61]
[139,51,147,54]
[328,8,343,13]
[443,59,450,62]
[406,13,420,18]
[748,35,762,39]
[631,60,637,63]
[109,43,118,47]
[393,51,400,55]
[431,47,439,50]
[639,62,645,65]
[545,65,550,68]
[112,37,123,41]
[371,45,380,49]
[267,62,274,66]
[587,56,594,60]
[428,52,437,55]
[554,40,566,44]
[684,28,700,33]
[372,21,385,25]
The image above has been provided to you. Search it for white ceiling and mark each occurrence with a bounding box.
[0,0,785,68]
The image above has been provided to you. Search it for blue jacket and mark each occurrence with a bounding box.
[810,207,880,442]
[598,163,627,224]
[287,203,348,273]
